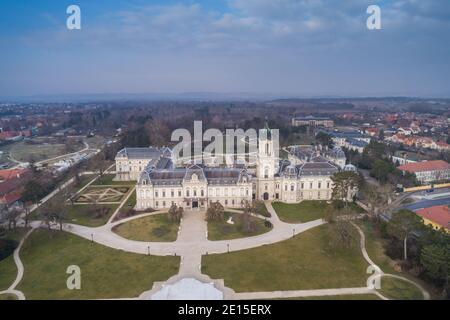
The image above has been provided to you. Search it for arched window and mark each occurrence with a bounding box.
[264,167,269,179]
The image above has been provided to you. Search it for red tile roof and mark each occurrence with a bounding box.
[416,205,450,230]
[0,169,29,181]
[398,160,450,173]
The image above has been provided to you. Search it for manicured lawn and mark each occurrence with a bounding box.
[65,204,118,227]
[202,224,369,292]
[273,201,365,223]
[93,174,135,186]
[379,277,424,300]
[272,201,329,223]
[0,228,29,291]
[17,229,180,299]
[113,213,179,242]
[207,212,272,241]
[0,293,18,300]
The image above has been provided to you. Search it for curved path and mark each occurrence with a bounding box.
[0,228,35,300]
[23,199,430,300]
[30,204,324,257]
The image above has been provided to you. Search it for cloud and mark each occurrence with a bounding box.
[2,0,450,96]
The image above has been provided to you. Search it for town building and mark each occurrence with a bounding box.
[415,205,450,233]
[292,116,334,128]
[0,168,32,206]
[391,151,429,166]
[398,160,450,184]
[115,147,173,181]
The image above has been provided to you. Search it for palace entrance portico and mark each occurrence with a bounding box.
[184,198,207,210]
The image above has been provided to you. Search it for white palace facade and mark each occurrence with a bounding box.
[115,126,355,211]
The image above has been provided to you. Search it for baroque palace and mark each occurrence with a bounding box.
[115,126,356,211]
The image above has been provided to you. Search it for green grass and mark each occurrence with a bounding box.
[65,204,118,227]
[17,229,180,299]
[357,220,398,274]
[202,224,369,292]
[272,201,329,223]
[0,255,16,291]
[121,189,136,211]
[379,277,424,300]
[113,213,179,242]
[357,219,437,299]
[272,201,365,224]
[0,228,29,291]
[207,212,272,241]
[0,293,18,300]
[93,174,135,186]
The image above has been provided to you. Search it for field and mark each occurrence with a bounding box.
[207,212,272,241]
[202,224,368,292]
[9,138,84,163]
[272,201,365,223]
[113,213,179,242]
[17,229,180,299]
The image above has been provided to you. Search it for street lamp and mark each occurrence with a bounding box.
[227,243,230,253]
[91,233,94,243]
[292,228,295,238]
[147,245,150,255]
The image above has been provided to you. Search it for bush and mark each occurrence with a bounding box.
[0,239,18,261]
[152,226,169,238]
[264,221,273,229]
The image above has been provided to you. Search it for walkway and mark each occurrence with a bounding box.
[19,197,431,300]
[0,228,35,300]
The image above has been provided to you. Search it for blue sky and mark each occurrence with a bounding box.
[0,0,449,98]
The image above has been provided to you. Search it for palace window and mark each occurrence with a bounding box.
[201,189,204,197]
[291,185,294,191]
[186,190,190,197]
[310,182,313,189]
[171,190,174,197]
[155,191,158,198]
[318,182,321,189]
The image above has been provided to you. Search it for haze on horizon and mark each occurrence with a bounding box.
[1,0,450,99]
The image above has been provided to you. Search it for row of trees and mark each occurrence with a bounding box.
[378,209,449,298]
